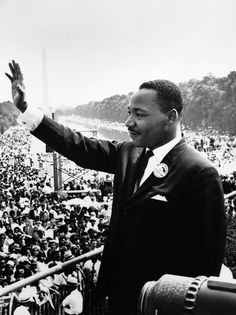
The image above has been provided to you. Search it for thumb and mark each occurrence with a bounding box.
[17,84,25,95]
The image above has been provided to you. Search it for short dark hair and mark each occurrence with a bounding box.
[139,79,183,113]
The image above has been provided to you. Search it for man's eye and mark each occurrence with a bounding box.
[136,113,144,117]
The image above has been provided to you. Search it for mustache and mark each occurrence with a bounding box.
[128,128,138,133]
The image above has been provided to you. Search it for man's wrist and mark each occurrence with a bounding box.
[17,107,44,131]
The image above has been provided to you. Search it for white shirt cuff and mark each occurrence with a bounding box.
[17,107,44,131]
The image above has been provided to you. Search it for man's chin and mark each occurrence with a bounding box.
[128,133,145,147]
[130,138,144,147]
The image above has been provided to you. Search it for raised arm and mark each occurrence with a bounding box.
[5,60,121,174]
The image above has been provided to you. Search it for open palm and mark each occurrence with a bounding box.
[5,60,27,113]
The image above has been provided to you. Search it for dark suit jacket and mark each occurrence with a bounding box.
[32,116,226,309]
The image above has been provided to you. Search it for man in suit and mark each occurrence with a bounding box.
[6,60,226,315]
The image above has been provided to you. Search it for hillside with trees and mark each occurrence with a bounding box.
[2,71,236,135]
[180,71,236,134]
[0,102,19,134]
[57,71,236,135]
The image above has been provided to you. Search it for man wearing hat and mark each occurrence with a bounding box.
[62,275,83,315]
[5,259,15,284]
[31,245,41,259]
[7,61,226,315]
[64,250,75,262]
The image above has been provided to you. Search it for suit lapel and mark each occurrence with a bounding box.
[120,147,145,202]
[124,169,166,209]
[124,138,186,209]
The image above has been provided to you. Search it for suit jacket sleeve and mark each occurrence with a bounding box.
[31,115,121,174]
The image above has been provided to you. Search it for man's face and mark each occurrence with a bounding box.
[42,241,48,249]
[126,89,169,149]
[51,242,57,250]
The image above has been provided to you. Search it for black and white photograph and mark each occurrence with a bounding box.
[0,0,236,314]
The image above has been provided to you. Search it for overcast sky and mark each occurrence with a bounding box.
[1,0,236,110]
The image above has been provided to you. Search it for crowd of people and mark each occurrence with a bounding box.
[0,124,235,313]
[0,126,113,314]
[184,128,236,170]
[184,129,236,278]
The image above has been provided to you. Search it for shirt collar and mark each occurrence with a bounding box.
[151,131,182,164]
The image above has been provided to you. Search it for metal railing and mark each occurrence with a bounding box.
[0,246,103,298]
[225,190,236,200]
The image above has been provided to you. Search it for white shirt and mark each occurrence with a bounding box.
[53,273,67,287]
[139,132,182,186]
[62,289,83,314]
[17,107,44,131]
[13,305,31,315]
[42,185,53,194]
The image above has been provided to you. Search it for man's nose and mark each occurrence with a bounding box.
[125,116,135,128]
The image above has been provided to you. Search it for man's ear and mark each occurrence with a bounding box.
[167,109,178,124]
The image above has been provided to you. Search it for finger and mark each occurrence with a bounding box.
[12,59,18,71]
[15,61,23,81]
[5,72,14,82]
[8,62,16,79]
[12,60,24,81]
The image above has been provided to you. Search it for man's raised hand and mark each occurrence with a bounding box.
[5,60,27,113]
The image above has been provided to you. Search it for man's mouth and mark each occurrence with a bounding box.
[128,129,139,136]
[128,129,140,138]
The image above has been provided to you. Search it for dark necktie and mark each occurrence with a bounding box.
[134,150,153,192]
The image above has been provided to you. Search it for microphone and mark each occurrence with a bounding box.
[138,274,236,315]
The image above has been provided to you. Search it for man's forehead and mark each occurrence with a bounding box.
[129,88,158,109]
[130,88,157,103]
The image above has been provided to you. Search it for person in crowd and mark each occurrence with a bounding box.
[6,60,226,315]
[62,275,83,315]
[13,289,32,315]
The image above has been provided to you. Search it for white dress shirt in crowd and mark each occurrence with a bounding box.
[13,305,31,315]
[62,288,83,314]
